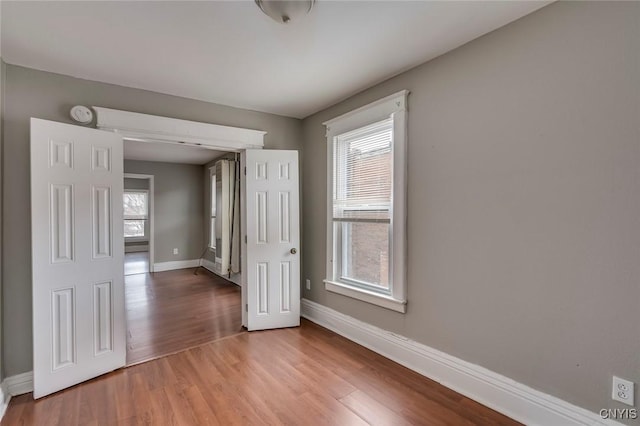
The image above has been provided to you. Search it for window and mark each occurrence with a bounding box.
[334,118,392,290]
[209,166,216,249]
[323,91,408,313]
[123,190,148,239]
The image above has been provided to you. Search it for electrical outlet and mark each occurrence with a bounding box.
[305,279,311,290]
[612,376,635,406]
[173,248,179,255]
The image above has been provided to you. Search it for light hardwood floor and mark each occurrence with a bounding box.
[124,252,149,276]
[2,320,519,425]
[3,266,519,424]
[126,266,243,365]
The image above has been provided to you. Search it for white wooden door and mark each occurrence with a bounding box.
[31,118,125,398]
[242,150,300,331]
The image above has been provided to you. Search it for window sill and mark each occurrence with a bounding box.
[125,237,148,243]
[324,280,406,313]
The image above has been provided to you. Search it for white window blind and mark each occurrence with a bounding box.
[123,191,148,238]
[333,117,393,222]
[123,192,148,220]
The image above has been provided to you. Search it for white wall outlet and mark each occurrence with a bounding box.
[305,279,311,290]
[612,376,635,406]
[173,248,179,255]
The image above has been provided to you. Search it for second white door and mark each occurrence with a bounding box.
[242,149,300,331]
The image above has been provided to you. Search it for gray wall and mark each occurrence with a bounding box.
[124,160,203,262]
[0,59,4,382]
[301,1,639,419]
[124,177,149,191]
[1,65,302,376]
[0,4,3,386]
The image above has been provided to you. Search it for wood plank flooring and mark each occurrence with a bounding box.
[124,252,149,276]
[126,266,243,365]
[2,320,520,425]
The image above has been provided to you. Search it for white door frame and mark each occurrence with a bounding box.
[123,173,155,272]
[94,107,302,330]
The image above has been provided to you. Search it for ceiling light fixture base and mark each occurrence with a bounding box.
[255,0,315,24]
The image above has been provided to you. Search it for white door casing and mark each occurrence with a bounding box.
[31,118,126,398]
[242,150,300,331]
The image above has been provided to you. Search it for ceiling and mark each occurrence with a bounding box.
[124,140,225,165]
[1,1,549,119]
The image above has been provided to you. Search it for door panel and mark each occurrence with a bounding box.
[31,118,125,398]
[243,150,300,331]
[93,281,114,355]
[92,186,112,258]
[279,261,291,313]
[50,184,74,263]
[51,287,76,369]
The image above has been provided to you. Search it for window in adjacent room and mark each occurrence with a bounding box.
[323,90,408,313]
[209,166,217,250]
[123,190,149,240]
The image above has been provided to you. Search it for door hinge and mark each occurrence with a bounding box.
[244,166,247,175]
[245,235,247,244]
[245,304,248,312]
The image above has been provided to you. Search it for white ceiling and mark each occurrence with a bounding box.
[1,1,549,119]
[124,140,225,165]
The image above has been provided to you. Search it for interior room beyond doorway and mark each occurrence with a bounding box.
[123,141,243,366]
[124,252,149,276]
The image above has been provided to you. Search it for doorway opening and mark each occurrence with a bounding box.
[123,173,154,276]
[31,111,300,398]
[122,145,244,366]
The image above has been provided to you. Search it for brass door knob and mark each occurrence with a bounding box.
[290,248,297,254]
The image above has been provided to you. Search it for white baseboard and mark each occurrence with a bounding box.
[153,259,200,272]
[0,371,34,421]
[0,381,9,421]
[4,371,34,396]
[301,299,621,426]
[200,257,217,272]
[125,245,149,253]
[200,258,241,286]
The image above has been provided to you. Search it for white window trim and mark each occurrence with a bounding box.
[323,90,409,313]
[124,189,149,242]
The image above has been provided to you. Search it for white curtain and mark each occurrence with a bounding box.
[229,160,240,274]
[219,159,241,276]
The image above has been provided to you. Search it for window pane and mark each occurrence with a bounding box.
[333,118,393,220]
[124,219,145,238]
[339,221,389,289]
[123,192,148,219]
[211,174,216,217]
[210,170,216,248]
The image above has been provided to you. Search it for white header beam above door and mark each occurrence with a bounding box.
[94,107,266,152]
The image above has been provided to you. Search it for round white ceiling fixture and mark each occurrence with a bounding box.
[255,0,315,24]
[70,105,93,124]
